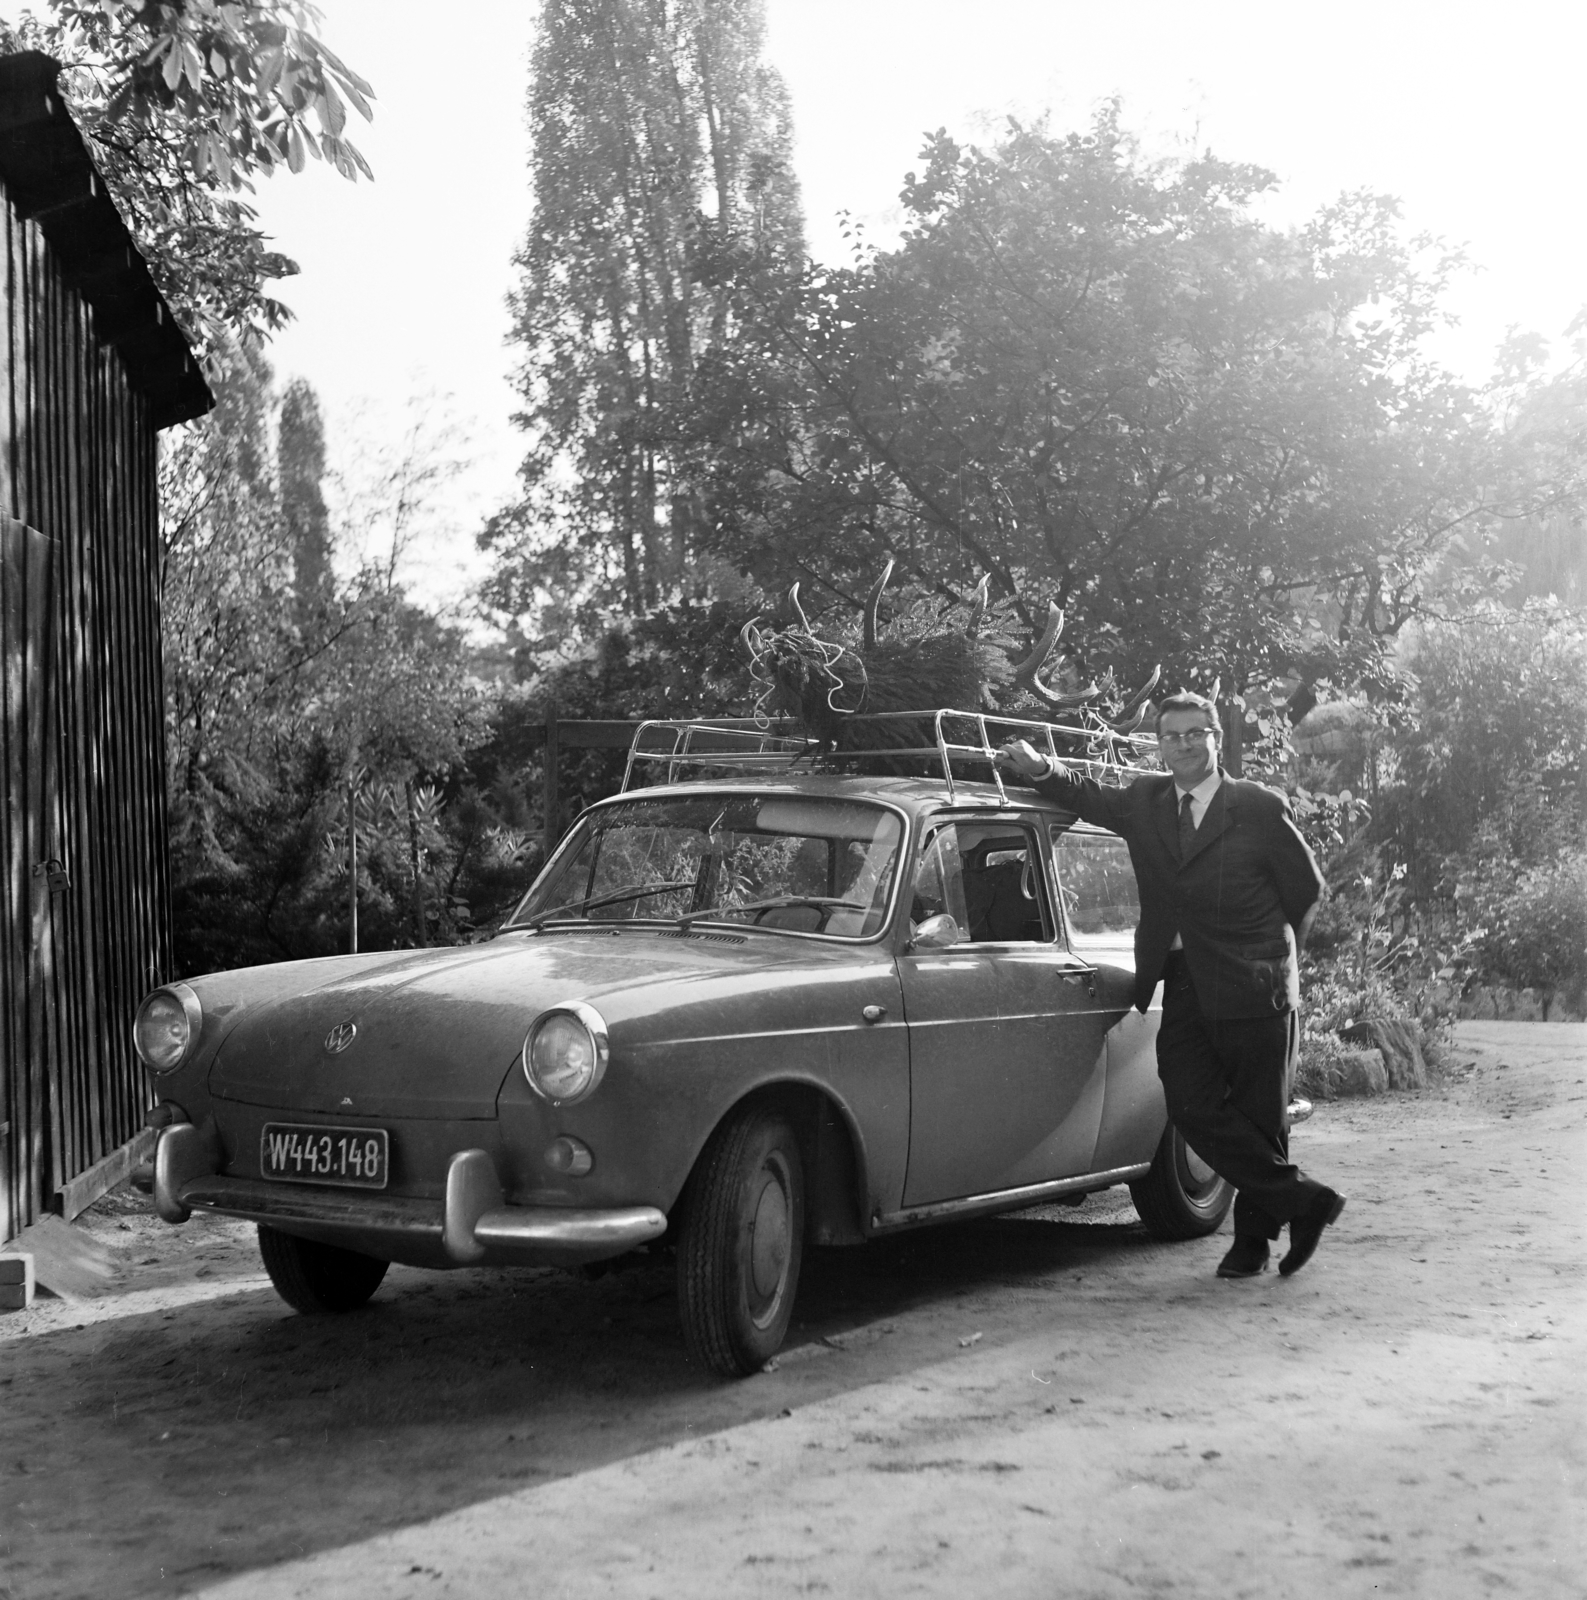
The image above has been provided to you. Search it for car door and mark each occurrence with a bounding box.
[898,813,1118,1206]
[1053,823,1168,1170]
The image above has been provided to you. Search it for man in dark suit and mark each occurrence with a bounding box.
[995,692,1344,1278]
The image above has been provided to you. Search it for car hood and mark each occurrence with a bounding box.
[205,927,876,1119]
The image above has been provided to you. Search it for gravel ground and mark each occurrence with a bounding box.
[1,1020,1582,1600]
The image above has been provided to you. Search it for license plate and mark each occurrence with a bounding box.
[260,1124,389,1189]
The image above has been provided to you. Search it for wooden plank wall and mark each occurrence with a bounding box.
[0,181,170,1241]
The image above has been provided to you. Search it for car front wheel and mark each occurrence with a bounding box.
[677,1104,805,1377]
[257,1224,389,1313]
[1129,1123,1234,1240]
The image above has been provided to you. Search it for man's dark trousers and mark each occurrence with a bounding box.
[1157,951,1318,1239]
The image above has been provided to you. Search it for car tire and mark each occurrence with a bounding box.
[677,1105,805,1377]
[1129,1123,1234,1240]
[257,1224,389,1314]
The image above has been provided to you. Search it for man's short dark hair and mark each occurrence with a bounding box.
[1154,691,1221,735]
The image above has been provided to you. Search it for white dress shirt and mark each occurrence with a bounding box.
[1176,770,1223,831]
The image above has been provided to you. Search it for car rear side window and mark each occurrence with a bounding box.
[1053,828,1139,950]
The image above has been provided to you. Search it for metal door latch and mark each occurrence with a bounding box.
[861,1004,888,1024]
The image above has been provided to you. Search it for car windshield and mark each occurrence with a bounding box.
[507,794,905,939]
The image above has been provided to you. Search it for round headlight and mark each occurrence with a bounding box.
[133,984,203,1074]
[523,1001,609,1105]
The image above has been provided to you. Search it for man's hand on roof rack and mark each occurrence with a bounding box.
[994,740,1059,782]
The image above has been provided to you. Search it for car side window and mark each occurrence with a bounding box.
[911,827,971,941]
[1052,827,1139,950]
[912,821,1053,945]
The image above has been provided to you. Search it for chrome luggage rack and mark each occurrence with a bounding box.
[622,709,1159,803]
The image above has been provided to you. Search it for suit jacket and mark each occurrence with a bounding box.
[1034,767,1323,1019]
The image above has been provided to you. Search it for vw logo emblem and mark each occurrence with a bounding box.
[323,1021,358,1055]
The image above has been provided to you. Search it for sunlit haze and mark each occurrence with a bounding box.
[5,1,1583,610]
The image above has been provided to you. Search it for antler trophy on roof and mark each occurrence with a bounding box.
[740,559,1166,756]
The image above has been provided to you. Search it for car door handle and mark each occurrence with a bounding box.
[862,1004,887,1024]
[1059,970,1097,998]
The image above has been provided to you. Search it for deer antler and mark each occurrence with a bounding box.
[787,582,814,635]
[1106,701,1151,736]
[1011,603,1063,684]
[965,572,991,637]
[1011,604,1103,707]
[1113,664,1161,721]
[862,558,896,653]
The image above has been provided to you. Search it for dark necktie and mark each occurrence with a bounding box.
[1178,790,1197,862]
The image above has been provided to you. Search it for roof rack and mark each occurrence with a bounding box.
[622,709,1159,803]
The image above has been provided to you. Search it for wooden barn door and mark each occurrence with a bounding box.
[0,516,62,1241]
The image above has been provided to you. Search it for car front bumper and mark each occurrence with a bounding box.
[154,1124,667,1270]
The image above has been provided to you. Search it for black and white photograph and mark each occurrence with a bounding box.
[0,3,1581,1596]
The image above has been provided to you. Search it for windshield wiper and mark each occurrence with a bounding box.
[679,895,867,932]
[523,880,697,928]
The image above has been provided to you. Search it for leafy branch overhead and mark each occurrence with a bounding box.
[1,1,374,364]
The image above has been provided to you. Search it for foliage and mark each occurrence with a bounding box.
[1482,320,1587,604]
[160,343,297,804]
[2,0,373,362]
[1471,853,1587,1018]
[700,111,1542,710]
[279,376,332,621]
[483,0,803,631]
[162,363,488,972]
[1296,954,1427,1100]
[171,734,342,971]
[1376,602,1587,895]
[508,580,763,832]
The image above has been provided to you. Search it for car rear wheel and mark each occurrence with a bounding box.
[1129,1123,1233,1240]
[257,1224,389,1313]
[677,1105,805,1377]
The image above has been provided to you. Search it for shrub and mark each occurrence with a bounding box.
[1294,1024,1355,1100]
[1476,852,1587,1018]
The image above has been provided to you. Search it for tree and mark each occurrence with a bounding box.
[160,346,295,810]
[163,368,488,970]
[482,0,803,635]
[2,1,374,364]
[1482,323,1587,605]
[1377,603,1587,894]
[1476,854,1587,1018]
[278,377,333,624]
[709,112,1528,712]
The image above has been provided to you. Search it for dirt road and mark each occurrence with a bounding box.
[2,1021,1583,1600]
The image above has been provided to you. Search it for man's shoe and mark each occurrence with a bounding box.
[1279,1189,1346,1277]
[1216,1236,1270,1278]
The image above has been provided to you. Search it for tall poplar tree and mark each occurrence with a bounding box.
[278,379,334,625]
[483,0,803,632]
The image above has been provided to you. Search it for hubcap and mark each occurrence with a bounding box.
[748,1160,791,1307]
[1177,1135,1225,1206]
[1183,1142,1216,1187]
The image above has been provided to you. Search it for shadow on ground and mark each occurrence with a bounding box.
[1,1193,1165,1598]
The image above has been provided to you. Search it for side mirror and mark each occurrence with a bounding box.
[909,913,962,950]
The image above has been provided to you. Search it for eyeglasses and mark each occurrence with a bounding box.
[1158,728,1215,745]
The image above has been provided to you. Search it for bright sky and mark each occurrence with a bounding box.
[12,1,1586,608]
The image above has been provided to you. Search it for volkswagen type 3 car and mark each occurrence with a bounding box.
[137,716,1238,1376]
